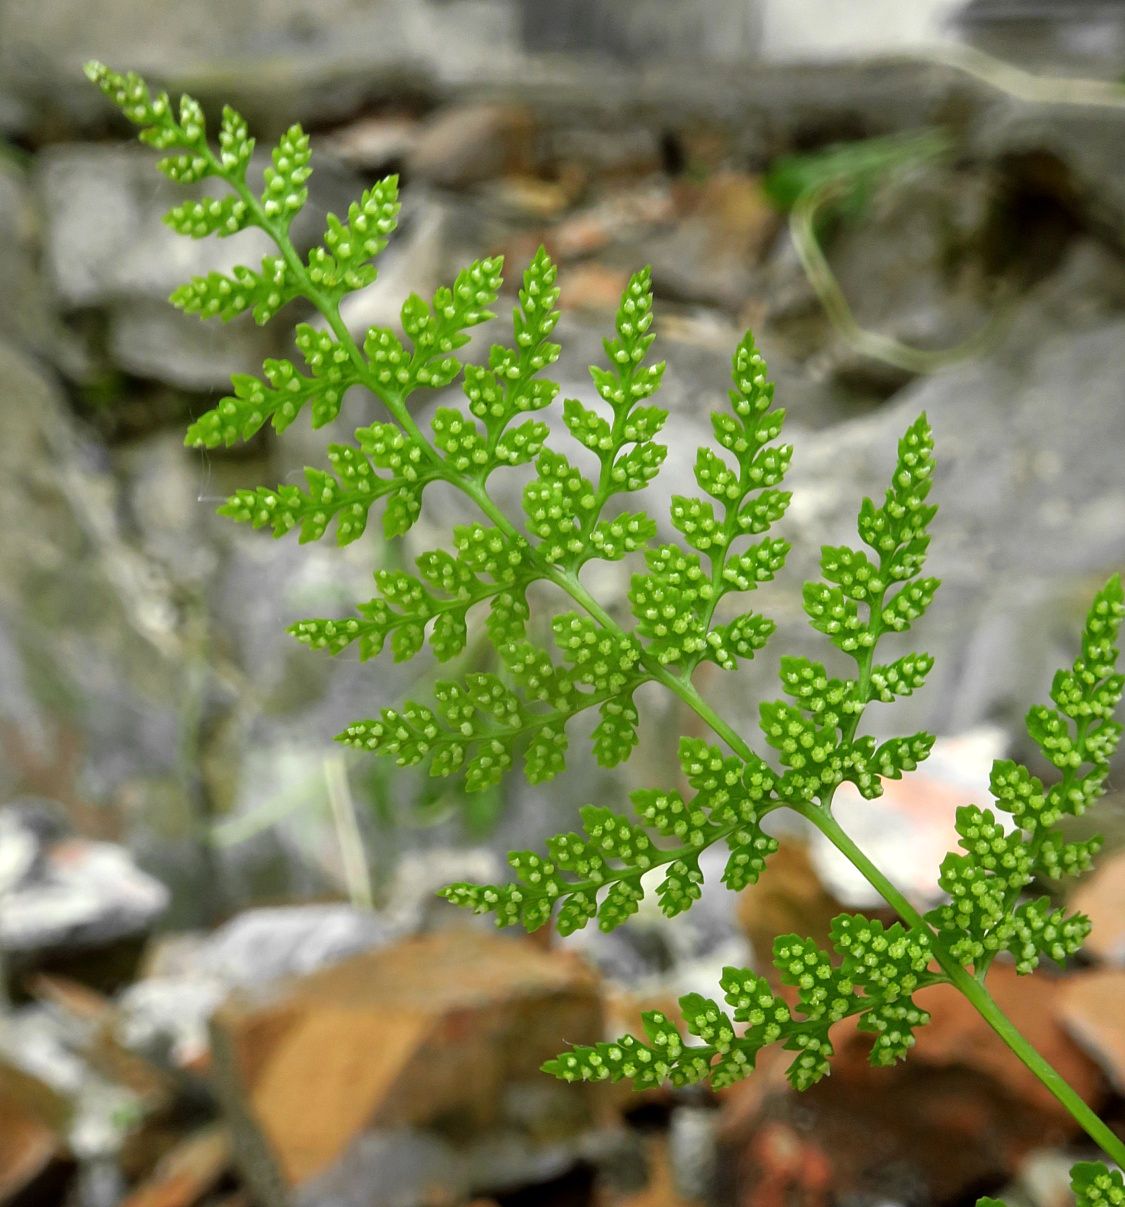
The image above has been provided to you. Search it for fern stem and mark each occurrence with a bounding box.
[798,802,1125,1166]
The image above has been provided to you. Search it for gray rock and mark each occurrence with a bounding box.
[957,0,1125,70]
[36,146,269,310]
[35,144,281,389]
[567,844,751,992]
[715,257,1125,749]
[0,156,50,355]
[519,0,761,61]
[295,1129,467,1207]
[295,1123,633,1207]
[117,903,399,1065]
[0,1005,141,1178]
[0,0,520,137]
[821,165,997,356]
[0,809,169,953]
[969,98,1125,245]
[0,340,192,841]
[668,1106,720,1202]
[199,902,398,986]
[320,115,420,174]
[407,100,534,188]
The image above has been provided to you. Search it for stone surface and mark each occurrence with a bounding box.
[0,829,169,955]
[647,172,780,309]
[0,1003,146,1181]
[0,156,50,357]
[211,929,601,1186]
[407,101,535,188]
[0,0,521,136]
[294,1124,626,1207]
[117,903,404,1069]
[697,282,1125,748]
[969,100,1125,248]
[35,145,282,390]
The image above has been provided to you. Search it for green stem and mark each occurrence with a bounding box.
[798,802,1125,1166]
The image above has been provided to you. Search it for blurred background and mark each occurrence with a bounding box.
[1,1,1124,1205]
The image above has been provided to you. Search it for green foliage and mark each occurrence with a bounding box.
[762,128,953,216]
[90,62,1125,1170]
[980,1160,1124,1207]
[544,913,936,1091]
[929,576,1123,974]
[440,734,778,933]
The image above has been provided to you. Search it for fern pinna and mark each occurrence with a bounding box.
[88,62,1125,1194]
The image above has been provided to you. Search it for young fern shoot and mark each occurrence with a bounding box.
[87,62,1125,1196]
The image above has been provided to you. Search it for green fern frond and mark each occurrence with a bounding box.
[88,63,1125,1167]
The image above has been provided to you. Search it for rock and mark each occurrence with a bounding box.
[293,1123,636,1207]
[666,1107,718,1203]
[701,287,1125,750]
[114,977,224,1071]
[548,185,675,261]
[557,263,632,313]
[520,0,761,61]
[719,966,1103,1206]
[293,1128,465,1207]
[0,341,180,804]
[35,145,282,390]
[957,0,1125,71]
[407,101,535,189]
[0,1004,146,1188]
[118,904,401,1068]
[198,904,399,988]
[378,848,504,934]
[647,172,780,309]
[1058,970,1125,1094]
[321,114,421,174]
[35,147,270,311]
[1069,848,1125,966]
[817,162,997,358]
[0,156,50,356]
[336,191,454,339]
[0,808,169,956]
[210,929,601,1188]
[0,0,522,138]
[567,844,750,998]
[607,1131,705,1207]
[969,100,1125,250]
[541,124,663,185]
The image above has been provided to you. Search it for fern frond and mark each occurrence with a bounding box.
[88,63,1125,1167]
